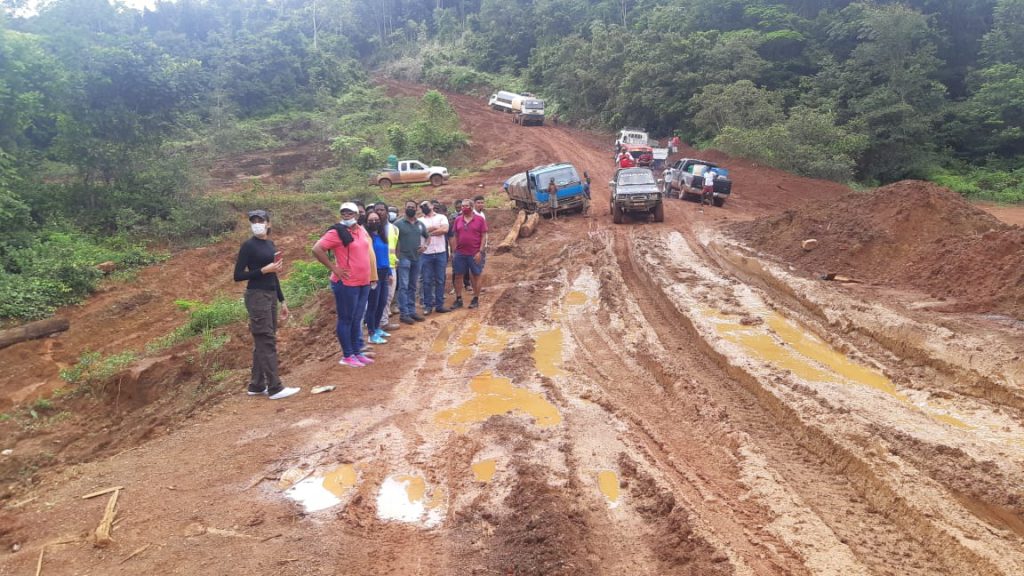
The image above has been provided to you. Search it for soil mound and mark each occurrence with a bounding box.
[731,180,1024,318]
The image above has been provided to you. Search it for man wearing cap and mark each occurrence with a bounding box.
[313,202,379,368]
[233,210,300,399]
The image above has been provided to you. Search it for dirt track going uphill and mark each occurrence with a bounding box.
[1,81,1023,576]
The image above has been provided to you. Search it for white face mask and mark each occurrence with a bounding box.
[340,218,357,227]
[251,223,267,236]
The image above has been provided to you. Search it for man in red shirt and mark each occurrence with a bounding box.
[618,152,635,168]
[450,197,488,309]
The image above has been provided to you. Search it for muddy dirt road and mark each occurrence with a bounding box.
[2,82,1023,575]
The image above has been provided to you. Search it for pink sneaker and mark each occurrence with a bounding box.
[355,354,375,365]
[340,356,365,368]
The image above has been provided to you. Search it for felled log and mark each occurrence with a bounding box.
[496,211,527,254]
[93,488,120,548]
[0,317,70,350]
[519,212,540,238]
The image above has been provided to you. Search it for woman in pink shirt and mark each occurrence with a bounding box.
[312,202,379,368]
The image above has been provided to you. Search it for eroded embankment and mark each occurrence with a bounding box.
[730,180,1024,318]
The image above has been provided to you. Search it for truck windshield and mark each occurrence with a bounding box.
[618,171,656,186]
[537,167,579,188]
[524,100,544,110]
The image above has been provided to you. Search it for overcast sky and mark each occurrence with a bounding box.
[8,0,161,18]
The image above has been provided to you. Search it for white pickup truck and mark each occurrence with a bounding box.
[368,160,449,189]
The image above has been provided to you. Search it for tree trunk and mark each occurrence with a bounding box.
[0,317,70,350]
[519,212,540,238]
[496,210,527,253]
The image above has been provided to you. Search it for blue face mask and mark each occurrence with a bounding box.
[340,218,357,227]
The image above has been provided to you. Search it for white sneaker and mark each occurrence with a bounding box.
[268,386,300,400]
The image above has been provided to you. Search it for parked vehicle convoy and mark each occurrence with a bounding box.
[488,90,519,112]
[369,160,449,189]
[609,167,665,224]
[615,127,669,169]
[512,97,545,126]
[664,158,732,206]
[504,162,589,216]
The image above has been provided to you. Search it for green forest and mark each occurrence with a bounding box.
[1,0,1023,320]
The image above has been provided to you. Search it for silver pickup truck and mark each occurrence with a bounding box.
[665,158,732,207]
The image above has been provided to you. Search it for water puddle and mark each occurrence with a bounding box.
[284,464,358,512]
[432,324,454,353]
[448,347,472,367]
[376,474,443,527]
[480,326,511,352]
[471,458,497,483]
[566,290,590,306]
[321,464,358,497]
[534,328,565,378]
[435,371,561,432]
[446,323,510,363]
[458,322,482,347]
[706,309,971,429]
[598,470,620,508]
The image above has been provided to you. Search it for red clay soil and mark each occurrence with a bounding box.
[731,180,1024,318]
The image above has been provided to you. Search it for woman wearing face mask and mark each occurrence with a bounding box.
[312,202,379,368]
[233,210,300,400]
[363,211,392,345]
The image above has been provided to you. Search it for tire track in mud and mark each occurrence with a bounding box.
[552,234,799,574]
[613,228,1014,575]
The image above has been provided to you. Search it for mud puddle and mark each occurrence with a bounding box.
[706,307,973,430]
[376,474,444,527]
[597,470,620,508]
[285,464,358,512]
[434,371,561,432]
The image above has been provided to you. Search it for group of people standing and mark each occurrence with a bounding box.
[233,196,490,394]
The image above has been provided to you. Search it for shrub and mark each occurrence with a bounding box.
[713,109,867,182]
[281,260,331,307]
[59,350,138,389]
[356,147,383,170]
[931,165,1024,203]
[0,229,164,320]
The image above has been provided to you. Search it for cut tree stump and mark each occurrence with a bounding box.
[496,211,527,254]
[519,212,540,238]
[0,317,70,350]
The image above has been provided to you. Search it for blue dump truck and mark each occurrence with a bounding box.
[505,161,593,215]
[504,162,589,216]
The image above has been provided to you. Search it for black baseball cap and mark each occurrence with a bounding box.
[247,209,269,221]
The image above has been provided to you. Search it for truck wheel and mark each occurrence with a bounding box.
[713,197,725,207]
[653,201,665,222]
[378,179,392,190]
[430,174,443,187]
[612,204,623,224]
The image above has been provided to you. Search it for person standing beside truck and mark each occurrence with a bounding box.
[547,178,560,217]
[702,168,716,208]
[233,210,299,400]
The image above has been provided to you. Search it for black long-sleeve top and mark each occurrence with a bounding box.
[233,236,285,302]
